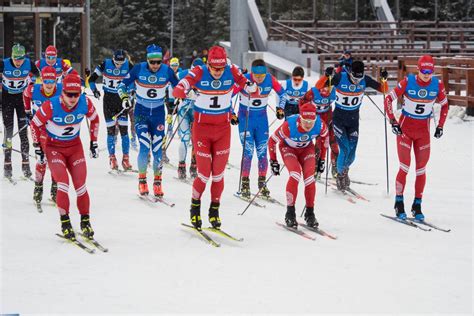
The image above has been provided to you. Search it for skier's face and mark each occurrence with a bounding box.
[42,79,56,94]
[292,76,303,86]
[208,65,225,79]
[62,91,81,108]
[300,117,315,131]
[147,59,162,72]
[46,55,57,66]
[12,57,25,68]
[418,70,433,83]
[253,73,266,84]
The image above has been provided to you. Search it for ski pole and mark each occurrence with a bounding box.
[1,143,36,159]
[162,100,193,153]
[5,123,29,146]
[325,141,330,195]
[365,94,390,122]
[268,117,279,128]
[238,164,286,216]
[237,94,251,194]
[381,77,390,195]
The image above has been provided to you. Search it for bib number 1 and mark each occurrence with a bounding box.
[209,96,221,108]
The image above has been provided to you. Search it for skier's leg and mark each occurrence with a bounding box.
[45,147,70,215]
[280,145,301,206]
[210,124,231,203]
[191,122,212,200]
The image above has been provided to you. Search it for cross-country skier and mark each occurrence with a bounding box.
[89,49,134,172]
[35,45,73,80]
[173,45,255,230]
[316,60,388,191]
[299,85,338,178]
[268,102,328,228]
[117,44,179,197]
[1,44,40,179]
[23,66,62,204]
[30,73,100,240]
[279,66,309,118]
[233,58,286,199]
[384,55,449,221]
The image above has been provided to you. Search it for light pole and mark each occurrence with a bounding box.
[170,0,175,56]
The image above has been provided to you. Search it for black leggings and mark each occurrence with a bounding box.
[2,90,29,163]
[103,92,128,136]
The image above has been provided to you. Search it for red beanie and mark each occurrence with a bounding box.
[299,102,317,120]
[207,46,227,68]
[41,66,57,81]
[418,55,434,73]
[45,45,57,57]
[62,74,82,92]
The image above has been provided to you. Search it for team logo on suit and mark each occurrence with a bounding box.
[211,80,222,89]
[65,114,75,124]
[13,70,21,76]
[149,75,157,83]
[418,89,428,98]
[113,69,121,75]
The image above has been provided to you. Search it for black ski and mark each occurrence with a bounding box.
[55,233,95,254]
[181,223,220,247]
[5,177,17,185]
[203,227,244,242]
[407,218,451,232]
[298,222,338,240]
[79,233,109,252]
[275,222,316,240]
[380,214,431,231]
[251,193,285,206]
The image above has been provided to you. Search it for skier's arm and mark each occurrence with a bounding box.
[31,101,53,144]
[436,81,449,128]
[117,64,140,99]
[168,67,179,87]
[87,61,106,92]
[271,75,286,108]
[298,89,315,107]
[384,77,408,122]
[231,64,250,89]
[268,122,290,161]
[365,75,388,94]
[318,119,329,161]
[85,97,100,142]
[23,84,34,112]
[61,59,73,76]
[172,66,204,99]
[315,72,341,90]
[29,60,40,84]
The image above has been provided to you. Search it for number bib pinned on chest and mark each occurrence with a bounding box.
[402,74,439,119]
[194,66,235,115]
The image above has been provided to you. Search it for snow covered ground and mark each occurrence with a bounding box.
[1,91,472,314]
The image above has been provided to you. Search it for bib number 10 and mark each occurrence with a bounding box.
[340,96,359,106]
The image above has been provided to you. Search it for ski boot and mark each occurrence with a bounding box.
[22,161,32,178]
[258,176,270,198]
[394,195,406,220]
[342,168,350,189]
[304,206,319,228]
[411,198,424,221]
[336,172,345,191]
[209,201,221,229]
[190,198,202,230]
[33,181,43,203]
[4,162,12,179]
[240,176,251,199]
[51,180,58,203]
[162,150,170,164]
[153,175,164,198]
[178,161,187,180]
[189,156,197,179]
[80,214,94,239]
[331,160,338,178]
[60,214,76,240]
[285,205,298,228]
[138,174,149,196]
[109,154,118,170]
[122,154,133,171]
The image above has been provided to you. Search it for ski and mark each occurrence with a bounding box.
[275,222,316,241]
[34,201,43,213]
[380,214,431,231]
[181,223,220,247]
[252,193,285,206]
[5,177,17,185]
[173,176,193,185]
[298,222,338,240]
[331,187,357,204]
[345,187,370,202]
[20,176,34,182]
[350,179,378,186]
[55,233,95,254]
[79,233,109,252]
[233,192,266,208]
[407,218,451,233]
[138,194,175,207]
[203,227,244,242]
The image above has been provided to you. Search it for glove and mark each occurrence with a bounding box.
[325,66,334,77]
[33,142,45,162]
[317,159,325,173]
[26,111,33,124]
[245,81,258,94]
[166,114,173,125]
[380,68,388,80]
[173,85,187,99]
[93,89,101,99]
[390,119,402,135]
[121,97,131,110]
[276,107,285,120]
[90,141,99,159]
[434,126,443,138]
[270,160,281,176]
[231,113,239,125]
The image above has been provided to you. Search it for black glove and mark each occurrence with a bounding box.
[317,159,325,173]
[231,113,239,125]
[93,89,101,99]
[90,141,99,158]
[33,142,45,162]
[270,160,280,176]
[121,97,131,110]
[434,126,443,138]
[390,120,402,135]
[276,107,285,120]
[380,68,388,80]
[325,66,334,77]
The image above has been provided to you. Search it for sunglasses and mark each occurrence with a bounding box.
[114,58,126,65]
[64,92,80,98]
[420,69,433,75]
[13,56,25,61]
[43,79,56,84]
[209,66,225,73]
[300,117,316,124]
[46,55,57,60]
[148,60,162,65]
[293,77,303,83]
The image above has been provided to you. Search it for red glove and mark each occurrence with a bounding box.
[173,86,187,99]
